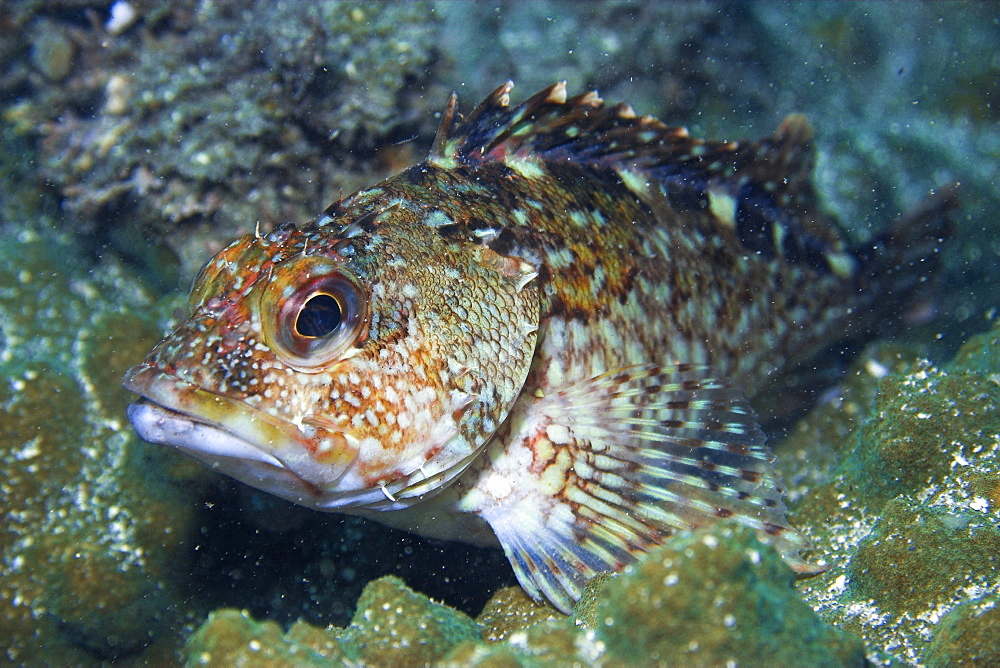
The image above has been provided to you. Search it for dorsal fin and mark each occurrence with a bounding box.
[428,80,679,169]
[428,82,854,275]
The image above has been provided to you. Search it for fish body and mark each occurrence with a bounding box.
[124,82,955,612]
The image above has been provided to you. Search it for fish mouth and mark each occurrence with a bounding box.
[122,363,363,508]
[123,363,490,513]
[125,399,285,469]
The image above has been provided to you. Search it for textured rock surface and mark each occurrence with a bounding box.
[592,526,865,666]
[784,323,1000,664]
[185,576,480,666]
[8,1,441,279]
[339,575,481,664]
[183,529,865,666]
[923,594,1000,667]
[476,586,564,643]
[184,609,346,667]
[0,224,202,663]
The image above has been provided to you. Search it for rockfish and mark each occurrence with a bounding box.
[124,82,955,612]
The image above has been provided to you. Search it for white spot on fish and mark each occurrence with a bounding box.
[618,168,650,200]
[708,187,737,227]
[504,155,548,180]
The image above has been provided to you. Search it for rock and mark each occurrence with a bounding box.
[477,586,564,643]
[184,609,346,667]
[924,594,1000,667]
[847,498,1000,617]
[593,525,866,666]
[339,575,481,664]
[0,227,202,663]
[789,341,1000,664]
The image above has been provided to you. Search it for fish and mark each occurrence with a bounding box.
[123,81,957,613]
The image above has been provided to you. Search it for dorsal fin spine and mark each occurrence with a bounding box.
[428,92,459,163]
[427,83,852,274]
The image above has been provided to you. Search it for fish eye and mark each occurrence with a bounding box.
[296,293,343,338]
[261,257,368,372]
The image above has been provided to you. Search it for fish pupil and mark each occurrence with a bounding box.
[295,293,342,338]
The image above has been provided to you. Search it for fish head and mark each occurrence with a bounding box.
[124,202,539,510]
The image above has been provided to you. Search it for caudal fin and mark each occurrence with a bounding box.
[755,184,959,427]
[855,184,960,328]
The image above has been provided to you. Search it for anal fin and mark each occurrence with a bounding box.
[476,364,820,613]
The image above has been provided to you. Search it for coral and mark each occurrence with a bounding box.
[182,528,869,666]
[445,525,864,666]
[923,594,1000,667]
[847,498,1000,617]
[251,2,439,146]
[847,365,1000,509]
[185,576,480,665]
[339,575,481,664]
[591,525,865,666]
[0,225,204,663]
[948,319,1000,375]
[476,586,564,643]
[28,18,75,82]
[772,343,924,500]
[787,324,1000,664]
[184,609,346,667]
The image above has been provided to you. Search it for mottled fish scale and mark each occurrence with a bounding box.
[332,156,845,393]
[125,82,956,614]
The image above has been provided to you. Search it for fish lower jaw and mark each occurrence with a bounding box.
[126,399,286,469]
[127,398,361,509]
[122,363,307,471]
[121,364,363,499]
[121,365,430,511]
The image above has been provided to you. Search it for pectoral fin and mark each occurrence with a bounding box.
[477,363,820,613]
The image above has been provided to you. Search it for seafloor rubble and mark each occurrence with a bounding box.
[4,0,441,280]
[1,1,998,666]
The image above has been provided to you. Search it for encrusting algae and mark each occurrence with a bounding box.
[780,321,1000,664]
[0,225,206,663]
[183,526,866,667]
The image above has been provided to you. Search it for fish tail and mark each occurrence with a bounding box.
[855,183,959,328]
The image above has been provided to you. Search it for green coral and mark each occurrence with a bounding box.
[847,498,1000,617]
[773,343,924,499]
[184,528,864,666]
[0,225,204,663]
[184,609,346,667]
[340,575,481,664]
[449,525,864,666]
[592,525,865,666]
[924,594,1000,667]
[848,366,1000,509]
[949,319,1000,375]
[185,576,480,665]
[476,586,565,643]
[786,324,1000,664]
